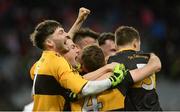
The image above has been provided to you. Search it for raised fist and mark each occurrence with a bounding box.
[77,7,90,22]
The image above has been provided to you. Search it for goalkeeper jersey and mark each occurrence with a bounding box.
[30,51,87,111]
[108,49,162,111]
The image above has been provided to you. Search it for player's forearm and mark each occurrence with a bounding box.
[148,53,161,72]
[130,53,161,82]
[68,19,84,39]
[130,63,158,82]
[80,64,126,97]
[68,7,90,39]
[81,64,127,96]
[83,64,113,80]
[81,79,111,96]
[95,72,112,80]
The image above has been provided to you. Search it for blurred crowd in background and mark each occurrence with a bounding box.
[0,0,180,110]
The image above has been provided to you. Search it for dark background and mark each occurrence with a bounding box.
[0,0,180,110]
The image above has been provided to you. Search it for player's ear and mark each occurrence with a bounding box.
[133,39,140,51]
[132,39,137,48]
[45,38,55,49]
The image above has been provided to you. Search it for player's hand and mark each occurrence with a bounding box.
[66,89,78,101]
[69,92,78,101]
[148,53,161,72]
[77,7,90,22]
[105,62,120,72]
[109,64,127,87]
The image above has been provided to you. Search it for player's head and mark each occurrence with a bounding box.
[81,45,105,73]
[30,20,70,54]
[73,28,99,64]
[98,32,117,58]
[73,28,99,49]
[115,26,141,51]
[63,39,80,68]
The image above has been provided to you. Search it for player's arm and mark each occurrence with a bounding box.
[95,72,112,80]
[80,64,125,96]
[61,63,126,97]
[93,53,161,82]
[82,62,119,80]
[68,7,90,39]
[30,62,37,80]
[129,53,161,82]
[111,53,161,96]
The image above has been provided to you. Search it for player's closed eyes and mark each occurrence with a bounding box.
[58,29,64,35]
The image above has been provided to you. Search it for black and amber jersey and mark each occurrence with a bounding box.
[30,51,87,111]
[108,49,162,111]
[71,88,125,111]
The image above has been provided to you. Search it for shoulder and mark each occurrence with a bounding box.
[30,62,37,80]
[132,51,150,62]
[107,52,127,64]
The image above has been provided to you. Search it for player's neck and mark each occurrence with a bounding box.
[44,48,62,56]
[117,45,137,52]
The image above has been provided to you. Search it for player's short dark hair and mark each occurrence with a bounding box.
[73,28,99,44]
[115,26,140,46]
[98,32,115,46]
[30,20,62,49]
[81,45,105,72]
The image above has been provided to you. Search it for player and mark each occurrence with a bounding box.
[23,7,92,111]
[98,32,117,62]
[108,26,162,111]
[72,27,99,68]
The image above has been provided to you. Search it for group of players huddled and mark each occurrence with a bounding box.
[26,7,162,111]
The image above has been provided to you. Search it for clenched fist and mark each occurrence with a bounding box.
[77,7,90,22]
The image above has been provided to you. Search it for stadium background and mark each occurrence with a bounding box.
[0,0,180,110]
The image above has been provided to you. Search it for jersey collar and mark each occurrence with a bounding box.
[43,50,61,57]
[117,48,135,53]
